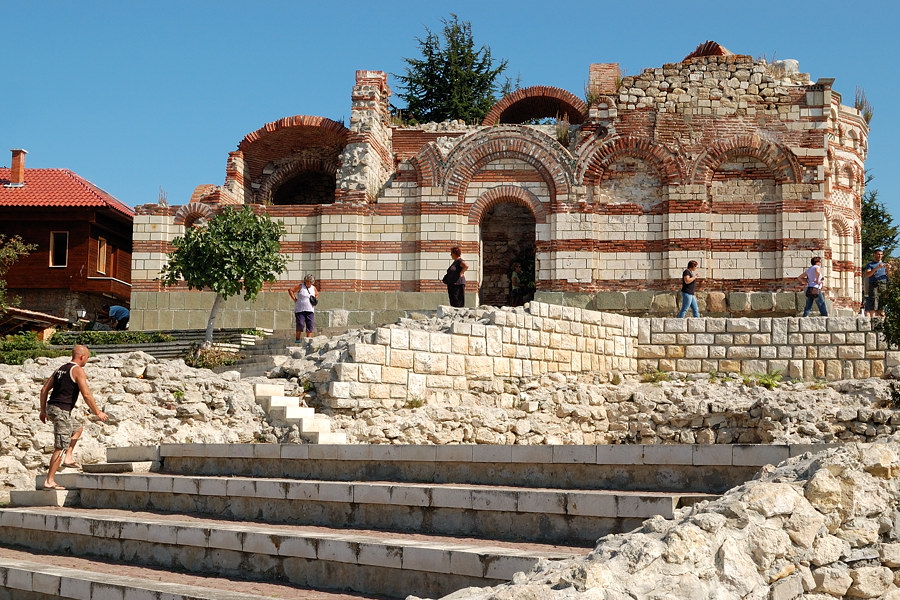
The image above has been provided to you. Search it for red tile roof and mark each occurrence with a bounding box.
[0,168,133,219]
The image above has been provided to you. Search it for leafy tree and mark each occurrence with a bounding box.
[0,234,35,310]
[159,206,287,345]
[395,14,507,123]
[861,177,898,259]
[875,258,900,347]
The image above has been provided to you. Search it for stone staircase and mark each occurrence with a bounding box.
[253,381,348,444]
[1,443,826,599]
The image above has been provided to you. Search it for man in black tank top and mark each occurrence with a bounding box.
[39,345,108,490]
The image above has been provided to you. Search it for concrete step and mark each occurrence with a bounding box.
[31,472,713,544]
[151,443,832,494]
[298,415,332,433]
[256,394,302,411]
[0,548,376,600]
[303,431,349,444]
[0,507,586,599]
[270,405,317,423]
[82,460,155,474]
[107,446,160,463]
[253,382,285,397]
[8,488,79,508]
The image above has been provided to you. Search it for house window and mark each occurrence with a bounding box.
[50,232,68,268]
[98,237,108,274]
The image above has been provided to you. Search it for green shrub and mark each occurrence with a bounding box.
[49,330,175,346]
[757,370,783,390]
[182,344,244,369]
[0,332,68,365]
[641,369,671,384]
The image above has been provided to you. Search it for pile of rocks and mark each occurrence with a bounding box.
[0,351,277,502]
[412,441,900,600]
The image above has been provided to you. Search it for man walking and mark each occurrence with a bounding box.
[864,249,891,317]
[39,345,108,490]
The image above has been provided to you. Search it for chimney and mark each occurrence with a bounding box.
[7,149,27,187]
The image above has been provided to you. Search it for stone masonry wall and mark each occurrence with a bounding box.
[321,302,639,409]
[318,302,898,409]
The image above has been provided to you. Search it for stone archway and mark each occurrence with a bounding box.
[479,202,536,306]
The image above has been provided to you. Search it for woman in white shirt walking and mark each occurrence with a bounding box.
[288,274,319,341]
[799,256,828,317]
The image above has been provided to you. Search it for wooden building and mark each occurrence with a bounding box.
[0,149,133,321]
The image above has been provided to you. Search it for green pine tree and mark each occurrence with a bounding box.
[395,15,507,124]
[861,175,898,259]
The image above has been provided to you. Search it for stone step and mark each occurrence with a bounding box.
[253,382,285,397]
[151,443,832,494]
[303,431,349,444]
[298,415,333,433]
[0,550,371,600]
[82,460,156,474]
[34,472,712,544]
[107,445,160,463]
[257,394,303,411]
[8,488,79,508]
[0,507,587,599]
[269,405,316,422]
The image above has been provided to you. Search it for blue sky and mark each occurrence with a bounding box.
[5,0,899,221]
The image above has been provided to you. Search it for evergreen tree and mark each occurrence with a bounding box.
[159,206,287,345]
[861,175,898,259]
[396,15,507,123]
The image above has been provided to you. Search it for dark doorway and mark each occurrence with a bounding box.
[272,171,336,205]
[480,202,536,306]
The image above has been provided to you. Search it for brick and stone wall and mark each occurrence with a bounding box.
[130,45,868,331]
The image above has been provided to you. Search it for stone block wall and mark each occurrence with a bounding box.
[317,302,898,409]
[320,302,639,409]
[637,316,891,380]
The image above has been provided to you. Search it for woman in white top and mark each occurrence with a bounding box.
[288,274,319,341]
[799,256,828,317]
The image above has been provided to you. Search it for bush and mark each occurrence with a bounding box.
[182,344,244,369]
[0,332,68,365]
[49,330,175,346]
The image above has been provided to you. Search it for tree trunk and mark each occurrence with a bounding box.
[204,293,224,346]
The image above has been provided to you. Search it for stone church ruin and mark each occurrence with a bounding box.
[131,41,867,332]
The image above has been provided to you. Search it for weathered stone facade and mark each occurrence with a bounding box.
[130,42,867,331]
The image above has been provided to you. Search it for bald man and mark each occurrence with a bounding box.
[39,345,108,490]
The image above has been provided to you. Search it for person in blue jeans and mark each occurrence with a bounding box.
[799,256,828,317]
[677,260,700,318]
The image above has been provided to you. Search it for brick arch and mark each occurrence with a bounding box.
[689,135,801,185]
[256,157,340,205]
[467,185,549,225]
[576,135,683,186]
[408,142,444,187]
[482,86,588,126]
[174,202,215,228]
[238,115,349,149]
[443,126,574,202]
[830,212,853,237]
[237,115,349,184]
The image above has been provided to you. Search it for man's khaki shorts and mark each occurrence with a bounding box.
[46,405,81,450]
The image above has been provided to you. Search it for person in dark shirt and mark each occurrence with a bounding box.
[39,345,108,490]
[677,260,700,318]
[442,246,469,308]
[864,249,891,317]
